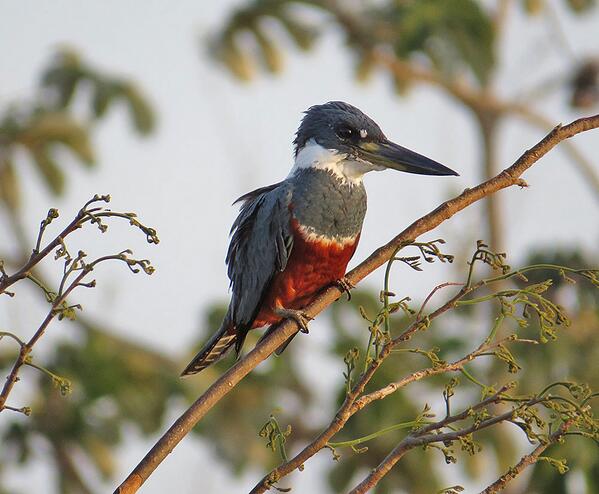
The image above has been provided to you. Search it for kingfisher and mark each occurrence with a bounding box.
[182,101,457,376]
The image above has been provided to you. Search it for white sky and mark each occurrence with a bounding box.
[1,1,598,492]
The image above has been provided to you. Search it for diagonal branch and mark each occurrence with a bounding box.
[508,104,599,202]
[114,114,599,494]
[479,419,575,494]
[0,267,89,411]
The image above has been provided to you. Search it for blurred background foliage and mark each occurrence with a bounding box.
[0,49,154,206]
[1,1,598,493]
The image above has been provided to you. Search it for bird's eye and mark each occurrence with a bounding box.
[336,126,354,140]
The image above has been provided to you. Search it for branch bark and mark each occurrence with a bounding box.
[479,419,575,494]
[508,104,599,202]
[114,114,599,494]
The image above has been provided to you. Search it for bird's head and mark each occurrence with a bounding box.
[292,101,457,182]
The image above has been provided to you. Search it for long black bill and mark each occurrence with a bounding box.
[359,139,458,176]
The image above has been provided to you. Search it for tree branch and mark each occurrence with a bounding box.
[508,104,599,202]
[479,419,575,494]
[249,264,552,494]
[0,194,158,295]
[114,114,599,494]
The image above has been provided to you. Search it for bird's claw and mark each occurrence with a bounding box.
[336,276,355,301]
[275,307,313,333]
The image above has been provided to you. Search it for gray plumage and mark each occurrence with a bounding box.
[294,101,385,156]
[292,168,367,240]
[181,183,293,376]
[226,182,294,332]
[226,168,366,336]
[181,169,365,376]
[181,330,237,374]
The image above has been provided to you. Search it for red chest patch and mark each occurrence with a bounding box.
[252,220,360,328]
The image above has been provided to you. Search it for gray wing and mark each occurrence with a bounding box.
[225,181,293,330]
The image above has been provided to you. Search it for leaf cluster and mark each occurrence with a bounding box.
[0,48,154,206]
[210,0,495,87]
[209,0,317,80]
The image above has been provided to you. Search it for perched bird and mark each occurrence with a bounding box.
[182,101,457,376]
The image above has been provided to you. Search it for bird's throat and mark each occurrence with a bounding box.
[292,140,372,185]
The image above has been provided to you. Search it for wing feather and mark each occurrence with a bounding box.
[225,181,293,330]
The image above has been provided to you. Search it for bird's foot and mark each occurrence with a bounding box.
[336,276,355,301]
[274,307,313,334]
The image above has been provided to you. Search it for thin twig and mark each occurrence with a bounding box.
[249,324,528,494]
[347,396,542,494]
[371,33,599,203]
[0,213,82,294]
[0,196,157,411]
[0,194,158,296]
[416,282,464,320]
[350,384,572,494]
[0,268,88,410]
[479,419,575,494]
[508,105,599,202]
[354,335,520,411]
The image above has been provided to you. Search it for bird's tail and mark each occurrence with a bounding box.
[181,323,237,377]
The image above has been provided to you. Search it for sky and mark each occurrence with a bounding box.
[1,1,598,493]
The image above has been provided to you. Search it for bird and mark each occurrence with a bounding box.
[181,101,457,376]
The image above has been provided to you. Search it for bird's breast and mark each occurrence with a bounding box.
[290,168,367,241]
[252,219,360,328]
[281,218,360,302]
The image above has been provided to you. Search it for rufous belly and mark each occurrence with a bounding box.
[252,224,359,328]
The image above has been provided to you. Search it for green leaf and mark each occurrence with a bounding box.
[387,0,496,84]
[39,47,156,137]
[19,112,95,166]
[119,83,156,135]
[212,34,255,81]
[210,0,319,80]
[92,82,117,118]
[41,49,84,108]
[249,23,284,73]
[277,13,318,51]
[31,145,65,195]
[0,158,20,210]
[565,0,596,13]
